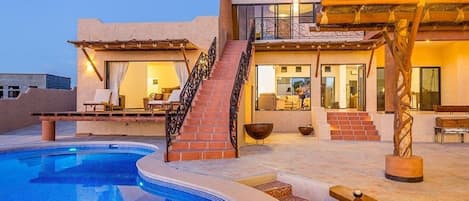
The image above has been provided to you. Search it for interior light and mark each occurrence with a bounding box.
[293,0,300,15]
[425,39,431,43]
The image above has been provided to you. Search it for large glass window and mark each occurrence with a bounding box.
[236,3,320,40]
[256,65,311,111]
[0,86,3,99]
[376,67,440,111]
[8,86,20,98]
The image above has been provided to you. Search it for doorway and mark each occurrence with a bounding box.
[321,64,366,110]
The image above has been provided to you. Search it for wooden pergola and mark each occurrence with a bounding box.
[68,39,198,81]
[316,0,469,183]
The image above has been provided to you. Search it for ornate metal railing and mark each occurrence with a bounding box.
[165,37,216,161]
[229,22,255,157]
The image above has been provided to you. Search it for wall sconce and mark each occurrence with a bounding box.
[152,79,159,85]
[86,61,94,72]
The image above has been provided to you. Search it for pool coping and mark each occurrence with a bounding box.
[137,155,278,201]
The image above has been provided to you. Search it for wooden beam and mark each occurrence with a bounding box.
[408,1,426,60]
[181,47,191,73]
[322,0,419,6]
[367,48,375,78]
[315,48,321,78]
[81,48,103,82]
[322,0,469,6]
[317,11,469,25]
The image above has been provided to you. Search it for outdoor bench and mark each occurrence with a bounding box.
[434,117,469,144]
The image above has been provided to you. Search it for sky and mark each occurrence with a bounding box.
[0,0,220,86]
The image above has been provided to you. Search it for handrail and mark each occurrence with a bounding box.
[165,37,217,162]
[229,22,255,157]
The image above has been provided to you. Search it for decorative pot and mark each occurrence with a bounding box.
[244,123,274,140]
[298,126,314,136]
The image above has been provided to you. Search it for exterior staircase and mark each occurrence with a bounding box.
[254,181,309,201]
[166,41,247,161]
[327,112,381,141]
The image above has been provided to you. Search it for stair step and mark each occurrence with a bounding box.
[255,181,292,199]
[171,140,231,150]
[279,195,309,201]
[166,148,236,161]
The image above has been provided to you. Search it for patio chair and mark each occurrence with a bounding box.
[83,89,112,112]
[148,89,181,111]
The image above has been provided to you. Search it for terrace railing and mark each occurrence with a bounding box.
[229,22,255,157]
[165,37,217,161]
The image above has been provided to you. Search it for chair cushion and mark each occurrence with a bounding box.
[148,100,166,105]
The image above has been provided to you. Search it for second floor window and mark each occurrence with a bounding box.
[8,86,20,98]
[299,3,315,23]
[0,86,3,99]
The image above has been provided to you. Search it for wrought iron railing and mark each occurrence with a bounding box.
[229,22,255,157]
[253,17,364,41]
[165,37,217,161]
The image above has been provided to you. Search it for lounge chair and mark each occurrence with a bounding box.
[148,89,181,111]
[83,89,112,112]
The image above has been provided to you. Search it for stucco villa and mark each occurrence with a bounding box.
[35,0,468,162]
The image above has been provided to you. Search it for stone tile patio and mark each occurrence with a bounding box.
[1,123,468,201]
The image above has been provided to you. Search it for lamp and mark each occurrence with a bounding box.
[152,79,159,85]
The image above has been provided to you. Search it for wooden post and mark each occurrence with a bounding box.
[384,0,426,183]
[82,48,103,82]
[315,48,321,77]
[41,120,56,141]
[384,46,396,113]
[181,47,191,73]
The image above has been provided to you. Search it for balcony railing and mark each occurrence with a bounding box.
[253,17,364,41]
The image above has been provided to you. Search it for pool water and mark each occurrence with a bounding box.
[0,145,222,201]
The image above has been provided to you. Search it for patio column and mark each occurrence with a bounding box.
[41,120,56,141]
[384,46,396,113]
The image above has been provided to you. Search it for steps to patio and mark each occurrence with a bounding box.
[327,112,381,141]
[166,41,247,162]
[254,181,309,201]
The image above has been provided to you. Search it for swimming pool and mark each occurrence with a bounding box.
[0,143,223,201]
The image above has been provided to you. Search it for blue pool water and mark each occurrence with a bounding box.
[0,145,223,201]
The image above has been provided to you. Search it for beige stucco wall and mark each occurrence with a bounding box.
[75,17,218,136]
[0,88,76,133]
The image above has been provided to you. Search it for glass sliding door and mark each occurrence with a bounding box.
[321,64,366,110]
[357,64,366,111]
[420,67,440,111]
[377,68,385,111]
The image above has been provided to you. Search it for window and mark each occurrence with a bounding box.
[8,86,20,98]
[256,65,311,111]
[376,67,440,111]
[0,86,3,99]
[299,3,315,23]
[29,86,38,88]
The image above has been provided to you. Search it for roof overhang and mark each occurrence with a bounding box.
[67,39,198,51]
[254,40,383,51]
